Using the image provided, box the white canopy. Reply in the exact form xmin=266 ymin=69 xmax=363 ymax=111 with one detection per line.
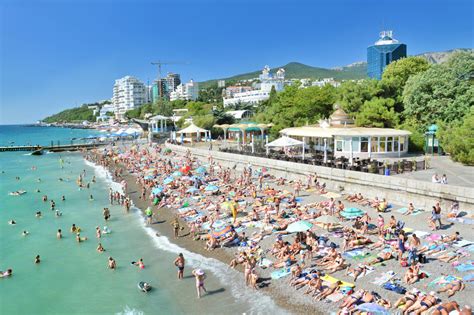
xmin=266 ymin=136 xmax=304 ymax=148
xmin=176 ymin=123 xmax=208 ymax=134
xmin=125 ymin=127 xmax=142 ymax=134
xmin=149 ymin=115 xmax=169 ymax=121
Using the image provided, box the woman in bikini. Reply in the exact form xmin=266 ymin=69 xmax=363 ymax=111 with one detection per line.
xmin=437 ymin=280 xmax=465 ymax=297
xmin=404 ymin=292 xmax=437 ymax=315
xmin=393 ymin=288 xmax=420 ymax=311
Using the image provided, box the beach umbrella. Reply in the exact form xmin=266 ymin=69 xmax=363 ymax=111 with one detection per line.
xmin=286 ymin=220 xmax=313 ymax=233
xmin=180 ymin=165 xmax=191 ymax=173
xmin=204 ymin=184 xmax=219 ymax=192
xmin=341 ymin=207 xmax=365 ymax=219
xmin=152 ymin=187 xmax=163 ymax=194
xmin=355 ymin=303 xmax=390 ymax=315
xmin=221 ymin=201 xmax=231 ymax=211
xmin=163 ymin=177 xmax=174 ymax=185
xmin=144 ymin=175 xmax=154 ymax=180
xmin=164 ymin=148 xmax=172 ymax=153
xmin=195 ymin=166 xmax=206 ymax=174
xmin=186 ymin=187 xmax=199 ymax=194
xmin=172 ymin=171 xmax=183 ymax=177
xmin=211 ymin=225 xmax=233 ymax=239
xmin=315 ymin=215 xmax=339 ymax=225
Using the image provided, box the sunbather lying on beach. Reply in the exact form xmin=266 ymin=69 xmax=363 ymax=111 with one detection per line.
xmin=314 ymin=280 xmax=341 ymax=301
xmin=345 ymin=264 xmax=369 ymax=282
xmin=404 ymin=292 xmax=438 ymax=315
xmin=393 ymin=288 xmax=421 ymax=311
xmin=403 ymin=264 xmax=420 ymax=284
xmin=437 ymin=280 xmax=465 ymax=297
xmin=367 ymin=251 xmax=393 ymax=265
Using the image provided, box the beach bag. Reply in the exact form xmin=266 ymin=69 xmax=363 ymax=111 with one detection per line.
xmin=418 ymin=254 xmax=427 ymax=264
xmin=400 ymin=258 xmax=408 ymax=267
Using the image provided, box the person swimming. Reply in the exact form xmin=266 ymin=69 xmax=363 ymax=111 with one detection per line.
xmin=61 ymin=195 xmax=66 ymax=201
xmin=76 ymin=233 xmax=87 ymax=243
xmin=89 ymin=194 xmax=94 ymax=201
xmin=36 ymin=211 xmax=42 ymax=218
xmin=0 ymin=269 xmax=13 ymax=278
xmin=34 ymin=255 xmax=41 ymax=264
xmin=108 ymin=257 xmax=116 ymax=269
xmin=55 ymin=210 xmax=62 ymax=217
xmin=71 ymin=224 xmax=77 ymax=233
xmin=22 ymin=230 xmax=29 ymax=236
xmin=8 ymin=220 xmax=16 ymax=225
xmin=57 ymin=229 xmax=62 ymax=239
xmin=97 ymin=243 xmax=105 ymax=253
xmin=133 ymin=258 xmax=145 ymax=269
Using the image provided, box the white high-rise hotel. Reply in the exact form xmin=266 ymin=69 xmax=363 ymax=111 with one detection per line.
xmin=170 ymin=80 xmax=199 ymax=101
xmin=112 ymin=76 xmax=146 ymax=119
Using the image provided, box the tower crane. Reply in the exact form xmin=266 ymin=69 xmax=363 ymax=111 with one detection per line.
xmin=150 ymin=60 xmax=189 ymax=80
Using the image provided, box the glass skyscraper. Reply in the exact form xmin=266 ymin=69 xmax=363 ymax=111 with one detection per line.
xmin=367 ymin=31 xmax=407 ymax=80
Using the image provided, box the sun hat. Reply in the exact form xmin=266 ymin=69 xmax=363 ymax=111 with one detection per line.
xmin=195 ymin=269 xmax=204 ymax=276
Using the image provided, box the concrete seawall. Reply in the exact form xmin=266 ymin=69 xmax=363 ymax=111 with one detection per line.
xmin=166 ymin=143 xmax=474 ymax=210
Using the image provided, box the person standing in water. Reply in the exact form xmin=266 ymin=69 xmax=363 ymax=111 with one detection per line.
xmin=103 ymin=208 xmax=110 ymax=221
xmin=192 ymin=269 xmax=207 ymax=298
xmin=34 ymin=255 xmax=41 ymax=264
xmin=108 ymin=257 xmax=116 ymax=270
xmin=57 ymin=229 xmax=62 ymax=239
xmin=174 ymin=253 xmax=185 ymax=280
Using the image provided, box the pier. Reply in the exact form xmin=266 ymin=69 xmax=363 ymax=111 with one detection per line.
xmin=0 ymin=143 xmax=104 ymax=153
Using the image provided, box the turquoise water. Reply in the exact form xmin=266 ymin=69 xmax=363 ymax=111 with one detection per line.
xmin=0 ymin=126 xmax=282 ymax=315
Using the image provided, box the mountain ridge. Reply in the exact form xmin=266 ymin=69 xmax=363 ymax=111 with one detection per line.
xmin=199 ymin=48 xmax=472 ymax=89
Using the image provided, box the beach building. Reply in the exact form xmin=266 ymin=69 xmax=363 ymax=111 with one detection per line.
xmin=223 ymin=66 xmax=285 ymax=107
xmin=170 ymin=80 xmax=199 ymax=101
xmin=96 ymin=104 xmax=116 ymax=122
xmin=312 ymin=78 xmax=341 ymax=88
xmin=112 ymin=76 xmax=146 ymax=120
xmin=279 ymin=104 xmax=411 ymax=159
xmin=367 ymin=30 xmax=407 ymax=80
xmin=224 ymin=86 xmax=253 ymax=98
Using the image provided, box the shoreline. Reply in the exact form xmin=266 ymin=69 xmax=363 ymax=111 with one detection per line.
xmin=93 ymin=151 xmax=320 ymax=314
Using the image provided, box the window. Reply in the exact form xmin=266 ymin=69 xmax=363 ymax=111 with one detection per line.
xmin=379 ymin=137 xmax=386 ymax=152
xmin=336 ymin=138 xmax=343 ymax=152
xmin=387 ymin=137 xmax=393 ymax=152
xmin=399 ymin=136 xmax=405 ymax=152
xmin=361 ymin=137 xmax=369 ymax=152
xmin=343 ymin=137 xmax=351 ymax=152
xmin=371 ymin=137 xmax=378 ymax=153
xmin=352 ymin=137 xmax=360 ymax=152
xmin=394 ymin=137 xmax=399 ymax=152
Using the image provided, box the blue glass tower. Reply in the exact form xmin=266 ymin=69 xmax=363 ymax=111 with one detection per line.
xmin=367 ymin=31 xmax=407 ymax=80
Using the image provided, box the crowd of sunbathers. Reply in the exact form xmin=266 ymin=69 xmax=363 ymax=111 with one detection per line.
xmin=85 ymin=143 xmax=472 ymax=315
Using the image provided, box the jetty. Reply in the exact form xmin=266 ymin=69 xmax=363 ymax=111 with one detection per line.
xmin=0 ymin=143 xmax=104 ymax=153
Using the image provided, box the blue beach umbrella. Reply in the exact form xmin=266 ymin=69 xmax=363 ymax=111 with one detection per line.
xmin=204 ymin=184 xmax=219 ymax=192
xmin=341 ymin=207 xmax=365 ymax=219
xmin=163 ymin=177 xmax=174 ymax=185
xmin=355 ymin=303 xmax=390 ymax=315
xmin=144 ymin=175 xmax=154 ymax=180
xmin=172 ymin=171 xmax=183 ymax=177
xmin=186 ymin=187 xmax=199 ymax=194
xmin=152 ymin=187 xmax=164 ymax=194
xmin=195 ymin=166 xmax=206 ymax=174
xmin=286 ymin=220 xmax=313 ymax=233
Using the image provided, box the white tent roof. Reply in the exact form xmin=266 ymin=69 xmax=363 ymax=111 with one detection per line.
xmin=280 ymin=126 xmax=411 ymax=138
xmin=149 ymin=115 xmax=169 ymax=121
xmin=176 ymin=123 xmax=208 ymax=134
xmin=266 ymin=136 xmax=304 ymax=147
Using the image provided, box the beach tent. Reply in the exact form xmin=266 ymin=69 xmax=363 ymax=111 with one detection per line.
xmin=204 ymin=184 xmax=219 ymax=192
xmin=266 ymin=136 xmax=303 ymax=147
xmin=286 ymin=220 xmax=313 ymax=233
xmin=176 ymin=123 xmax=210 ymax=142
xmin=340 ymin=207 xmax=365 ymax=219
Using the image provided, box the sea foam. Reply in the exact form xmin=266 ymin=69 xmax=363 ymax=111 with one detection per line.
xmin=84 ymin=158 xmax=287 ymax=315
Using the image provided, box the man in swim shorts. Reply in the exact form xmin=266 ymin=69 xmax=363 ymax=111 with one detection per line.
xmin=174 ymin=253 xmax=185 ymax=280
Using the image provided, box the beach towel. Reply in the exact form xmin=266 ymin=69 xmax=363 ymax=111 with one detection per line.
xmin=321 ymin=275 xmax=354 ymax=288
xmin=453 ymin=240 xmax=474 ymax=248
xmin=326 ymin=292 xmax=345 ymax=302
xmin=456 ymin=262 xmax=474 ymax=272
xmin=372 ymin=271 xmax=396 ymax=285
xmin=396 ymin=208 xmax=424 ymax=216
xmin=448 ymin=217 xmax=474 ymax=225
xmin=402 ymin=227 xmax=414 ymax=233
xmin=462 ymin=273 xmax=474 ymax=282
xmin=466 ymin=245 xmax=474 ymax=252
xmin=271 ymin=268 xmax=291 ymax=280
xmin=426 ymin=234 xmax=442 ymax=241
xmin=258 ymin=258 xmax=273 ymax=268
xmin=408 ymin=230 xmax=427 ymax=238
xmin=343 ymin=249 xmax=365 ymax=258
xmin=347 ymin=266 xmax=374 ymax=279
xmin=428 ymin=275 xmax=461 ymax=287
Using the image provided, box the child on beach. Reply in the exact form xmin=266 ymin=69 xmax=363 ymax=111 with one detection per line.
xmin=192 ymin=269 xmax=207 ymax=298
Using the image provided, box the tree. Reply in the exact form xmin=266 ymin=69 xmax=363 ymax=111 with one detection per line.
xmin=382 ymin=57 xmax=430 ymax=92
xmin=355 ymin=97 xmax=398 ymax=128
xmin=403 ymin=51 xmax=474 ymax=126
xmin=438 ymin=107 xmax=474 ymax=165
xmin=338 ymin=80 xmax=382 ymax=116
xmin=193 ymin=114 xmax=216 ymax=130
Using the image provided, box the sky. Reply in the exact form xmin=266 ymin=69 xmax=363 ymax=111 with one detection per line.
xmin=0 ymin=0 xmax=472 ymax=124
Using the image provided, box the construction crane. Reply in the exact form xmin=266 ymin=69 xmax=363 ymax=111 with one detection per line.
xmin=150 ymin=60 xmax=189 ymax=81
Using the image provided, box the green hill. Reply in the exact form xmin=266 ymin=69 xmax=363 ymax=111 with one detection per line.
xmin=199 ymin=62 xmax=367 ymax=89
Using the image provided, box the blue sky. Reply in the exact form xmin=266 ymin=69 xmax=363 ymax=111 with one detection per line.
xmin=0 ymin=0 xmax=472 ymax=124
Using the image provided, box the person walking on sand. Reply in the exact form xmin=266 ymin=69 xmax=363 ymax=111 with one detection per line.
xmin=172 ymin=217 xmax=180 ymax=238
xmin=174 ymin=253 xmax=185 ymax=280
xmin=192 ymin=269 xmax=207 ymax=298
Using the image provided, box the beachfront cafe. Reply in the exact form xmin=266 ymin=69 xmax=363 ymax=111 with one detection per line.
xmin=176 ymin=123 xmax=210 ymax=143
xmin=214 ymin=122 xmax=273 ymax=148
xmin=149 ymin=115 xmax=172 ymax=133
xmin=278 ymin=106 xmax=411 ymax=165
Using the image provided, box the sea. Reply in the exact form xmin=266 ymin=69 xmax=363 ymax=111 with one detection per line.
xmin=0 ymin=125 xmax=283 ymax=315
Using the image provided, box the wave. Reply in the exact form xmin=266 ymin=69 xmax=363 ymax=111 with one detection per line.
xmin=83 ymin=158 xmax=286 ymax=314
xmin=132 ymin=206 xmax=287 ymax=315
xmin=115 ymin=306 xmax=144 ymax=315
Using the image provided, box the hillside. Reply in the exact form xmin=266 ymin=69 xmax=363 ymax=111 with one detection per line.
xmin=199 ymin=48 xmax=472 ymax=89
